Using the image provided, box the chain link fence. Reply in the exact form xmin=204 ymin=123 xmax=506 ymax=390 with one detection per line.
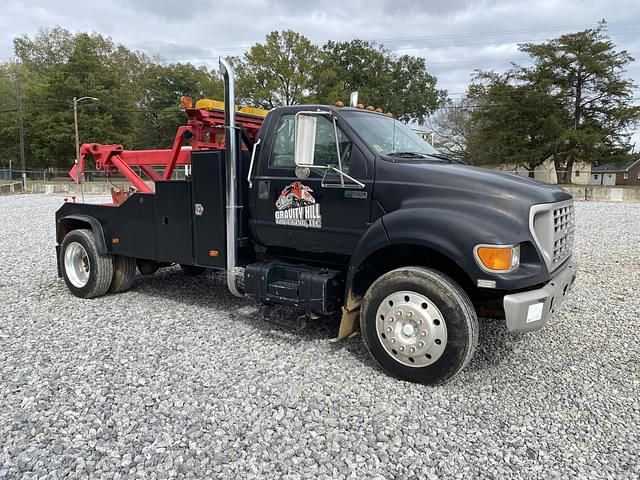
xmin=0 ymin=166 xmax=188 ymax=183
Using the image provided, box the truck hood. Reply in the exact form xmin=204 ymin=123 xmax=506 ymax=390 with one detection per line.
xmin=374 ymin=160 xmax=572 ymax=217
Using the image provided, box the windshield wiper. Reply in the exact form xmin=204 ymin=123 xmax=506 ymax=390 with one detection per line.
xmin=392 ymin=152 xmax=430 ymax=159
xmin=424 ymin=153 xmax=467 ymax=165
xmin=391 ymin=151 xmax=467 ymax=164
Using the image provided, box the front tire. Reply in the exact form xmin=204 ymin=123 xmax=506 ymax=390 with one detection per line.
xmin=360 ymin=267 xmax=478 ymax=385
xmin=60 ymin=229 xmax=114 ymax=299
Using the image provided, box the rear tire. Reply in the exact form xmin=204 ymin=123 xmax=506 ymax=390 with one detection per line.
xmin=360 ymin=266 xmax=478 ymax=385
xmin=110 ymin=256 xmax=137 ymax=293
xmin=60 ymin=229 xmax=114 ymax=299
xmin=180 ymin=264 xmax=207 ymax=276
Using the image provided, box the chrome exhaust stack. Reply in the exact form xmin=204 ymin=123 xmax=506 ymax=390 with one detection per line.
xmin=219 ymin=57 xmax=243 ymax=297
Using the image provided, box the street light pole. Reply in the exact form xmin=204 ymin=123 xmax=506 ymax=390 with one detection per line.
xmin=73 ymin=96 xmax=98 ymax=201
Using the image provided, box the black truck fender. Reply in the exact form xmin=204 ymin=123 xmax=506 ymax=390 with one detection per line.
xmin=57 ymin=214 xmax=109 ymax=254
xmin=337 ymin=205 xmax=535 ymax=339
xmin=380 ymin=205 xmax=537 ymax=284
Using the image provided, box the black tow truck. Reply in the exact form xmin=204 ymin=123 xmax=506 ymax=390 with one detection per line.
xmin=55 ymin=59 xmax=577 ymax=384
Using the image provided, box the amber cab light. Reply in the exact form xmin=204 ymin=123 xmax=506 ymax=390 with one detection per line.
xmin=474 ymin=245 xmax=520 ymax=272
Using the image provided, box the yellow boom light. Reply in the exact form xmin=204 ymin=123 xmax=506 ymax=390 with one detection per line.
xmin=474 ymin=245 xmax=520 ymax=272
xmin=194 ymin=98 xmax=269 ymax=118
xmin=195 ymin=98 xmax=225 ymax=110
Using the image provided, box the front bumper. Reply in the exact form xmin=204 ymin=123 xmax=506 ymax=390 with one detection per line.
xmin=503 ymin=260 xmax=577 ymax=333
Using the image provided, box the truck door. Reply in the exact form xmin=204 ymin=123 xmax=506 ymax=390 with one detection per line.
xmin=251 ymin=112 xmax=373 ymax=257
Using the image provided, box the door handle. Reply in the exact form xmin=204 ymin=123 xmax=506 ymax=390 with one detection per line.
xmin=258 ymin=180 xmax=270 ymax=200
xmin=194 ymin=203 xmax=204 ymax=216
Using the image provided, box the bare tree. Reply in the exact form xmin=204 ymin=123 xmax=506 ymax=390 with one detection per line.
xmin=427 ymin=98 xmax=473 ymax=163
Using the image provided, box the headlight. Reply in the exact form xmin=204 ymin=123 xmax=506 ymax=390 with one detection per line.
xmin=474 ymin=244 xmax=520 ymax=273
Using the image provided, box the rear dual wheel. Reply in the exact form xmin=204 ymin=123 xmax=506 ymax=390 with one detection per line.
xmin=60 ymin=229 xmax=136 ymax=298
xmin=360 ymin=266 xmax=478 ymax=385
xmin=110 ymin=255 xmax=137 ymax=293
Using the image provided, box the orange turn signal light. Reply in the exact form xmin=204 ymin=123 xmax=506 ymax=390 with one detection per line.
xmin=180 ymin=96 xmax=193 ymax=108
xmin=209 ymin=250 xmax=219 ymax=257
xmin=475 ymin=245 xmax=519 ymax=272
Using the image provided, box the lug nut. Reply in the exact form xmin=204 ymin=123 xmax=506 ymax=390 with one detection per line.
xmin=418 ymin=341 xmax=425 ymax=347
xmin=421 ymin=331 xmax=427 ymax=337
xmin=399 ymin=346 xmax=405 ymax=352
xmin=410 ymin=346 xmax=416 ymax=353
xmin=390 ymin=338 xmax=396 ymax=344
xmin=387 ymin=326 xmax=392 ymax=332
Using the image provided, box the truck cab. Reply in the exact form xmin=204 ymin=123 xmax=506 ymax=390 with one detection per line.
xmin=55 ymin=60 xmax=577 ymax=384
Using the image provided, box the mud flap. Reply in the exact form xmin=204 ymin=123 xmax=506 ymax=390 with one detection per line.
xmin=334 ymin=290 xmax=361 ymax=341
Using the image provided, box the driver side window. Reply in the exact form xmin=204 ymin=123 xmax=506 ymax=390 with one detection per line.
xmin=269 ymin=114 xmax=352 ymax=173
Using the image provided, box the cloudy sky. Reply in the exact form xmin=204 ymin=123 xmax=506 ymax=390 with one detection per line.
xmin=1 ymin=0 xmax=639 ymax=126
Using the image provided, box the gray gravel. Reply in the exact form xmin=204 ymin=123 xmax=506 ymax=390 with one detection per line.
xmin=0 ymin=194 xmax=639 ymax=479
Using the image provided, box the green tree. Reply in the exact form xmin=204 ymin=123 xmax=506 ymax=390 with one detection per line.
xmin=467 ymin=73 xmax=569 ymax=174
xmin=520 ymin=21 xmax=640 ymax=181
xmin=313 ymin=39 xmax=390 ymax=105
xmin=9 ymin=29 xmax=154 ymax=168
xmin=314 ymin=40 xmax=446 ymax=123
xmin=234 ymin=30 xmax=321 ymax=108
xmin=0 ymin=63 xmax=19 ymax=169
xmin=19 ymin=32 xmax=147 ymax=167
xmin=137 ymin=63 xmax=223 ymax=148
xmin=13 ymin=27 xmax=75 ymax=76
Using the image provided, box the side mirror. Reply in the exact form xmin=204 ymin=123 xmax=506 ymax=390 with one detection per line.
xmin=294 ymin=114 xmax=317 ymax=166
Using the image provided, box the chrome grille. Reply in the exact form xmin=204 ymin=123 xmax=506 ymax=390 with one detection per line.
xmin=530 ymin=200 xmax=575 ymax=272
xmin=552 ymin=204 xmax=574 ymax=267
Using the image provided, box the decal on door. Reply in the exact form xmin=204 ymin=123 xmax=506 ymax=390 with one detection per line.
xmin=275 ymin=181 xmax=322 ymax=229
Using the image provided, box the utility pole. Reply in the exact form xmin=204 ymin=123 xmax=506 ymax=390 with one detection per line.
xmin=14 ymin=60 xmax=27 ymax=191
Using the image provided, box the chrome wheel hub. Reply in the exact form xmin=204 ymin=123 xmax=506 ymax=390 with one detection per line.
xmin=64 ymin=242 xmax=90 ymax=288
xmin=375 ymin=290 xmax=448 ymax=367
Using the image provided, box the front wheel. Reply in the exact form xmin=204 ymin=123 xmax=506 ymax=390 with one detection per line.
xmin=360 ymin=267 xmax=478 ymax=385
xmin=60 ymin=229 xmax=114 ymax=299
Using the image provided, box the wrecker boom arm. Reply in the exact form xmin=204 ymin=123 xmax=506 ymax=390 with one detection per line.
xmin=70 ymin=103 xmax=266 ymax=200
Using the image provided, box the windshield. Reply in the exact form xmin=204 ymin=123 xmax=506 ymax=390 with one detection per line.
xmin=341 ymin=111 xmax=440 ymax=158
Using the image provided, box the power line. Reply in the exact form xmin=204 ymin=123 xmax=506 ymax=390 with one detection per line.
xmin=428 ymin=52 xmax=640 ymax=66
xmin=367 ymin=22 xmax=640 ymax=44
xmin=3 ymin=23 xmax=639 ymax=68
xmin=3 ymin=20 xmax=640 ymax=68
xmin=152 ymin=26 xmax=640 ymax=62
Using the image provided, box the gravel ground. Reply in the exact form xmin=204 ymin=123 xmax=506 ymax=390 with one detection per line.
xmin=0 ymin=194 xmax=638 ymax=479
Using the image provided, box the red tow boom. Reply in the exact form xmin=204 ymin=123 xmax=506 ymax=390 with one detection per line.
xmin=70 ymin=105 xmax=264 ymax=202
